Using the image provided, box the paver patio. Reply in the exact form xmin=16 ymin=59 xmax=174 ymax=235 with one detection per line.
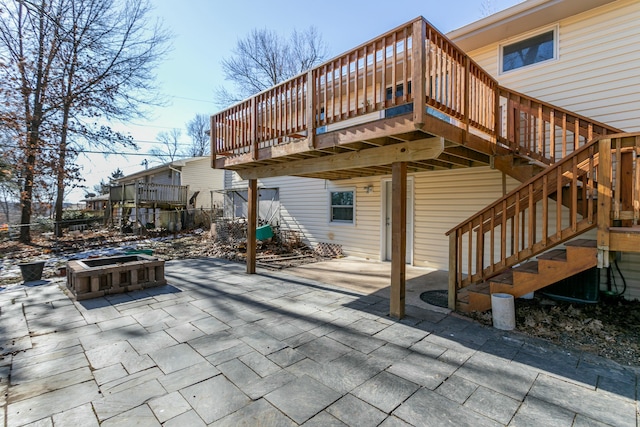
xmin=0 ymin=257 xmax=637 ymax=426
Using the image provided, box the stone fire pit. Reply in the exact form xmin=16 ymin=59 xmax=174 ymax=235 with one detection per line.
xmin=66 ymin=254 xmax=166 ymax=300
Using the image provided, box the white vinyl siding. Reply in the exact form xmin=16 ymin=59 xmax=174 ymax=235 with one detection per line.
xmin=463 ymin=0 xmax=640 ymax=300
xmin=258 ymin=176 xmax=382 ymax=260
xmin=467 ymin=0 xmax=640 ymax=132
xmin=179 ymin=157 xmax=225 ymax=209
xmin=255 ymin=168 xmax=519 ymax=266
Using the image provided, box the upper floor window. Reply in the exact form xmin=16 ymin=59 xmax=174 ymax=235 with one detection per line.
xmin=330 ymin=191 xmax=354 ymax=223
xmin=501 ymin=29 xmax=556 ymax=73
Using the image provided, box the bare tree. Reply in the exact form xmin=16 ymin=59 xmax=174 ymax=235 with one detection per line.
xmin=186 ymin=113 xmax=210 ymax=157
xmin=216 ymin=26 xmax=326 ymax=107
xmin=0 ymin=0 xmax=170 ymax=241
xmin=50 ymin=0 xmax=169 ymax=237
xmin=150 ymin=128 xmax=182 ymax=163
xmin=480 ymin=0 xmax=496 ymax=17
xmin=0 ymin=0 xmax=66 ymax=242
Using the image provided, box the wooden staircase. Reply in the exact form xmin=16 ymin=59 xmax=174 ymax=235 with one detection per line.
xmin=458 ymin=239 xmax=597 ymax=312
xmin=447 ymin=134 xmax=640 ymax=312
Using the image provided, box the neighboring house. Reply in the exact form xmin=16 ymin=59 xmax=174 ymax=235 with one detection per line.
xmin=212 ymin=0 xmax=640 ymax=316
xmin=83 ymin=193 xmax=109 ymax=213
xmin=112 ymin=157 xmax=225 ymax=230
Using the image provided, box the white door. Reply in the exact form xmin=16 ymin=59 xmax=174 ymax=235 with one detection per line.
xmin=384 ymin=179 xmax=413 ymax=263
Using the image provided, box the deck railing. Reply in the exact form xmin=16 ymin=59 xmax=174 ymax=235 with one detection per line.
xmin=110 ymin=183 xmax=188 ymax=206
xmin=495 ymin=88 xmax=621 ymax=165
xmin=211 ymin=16 xmax=622 ymax=171
xmin=212 ymin=17 xmax=499 ymax=159
xmin=446 ymin=133 xmax=640 ymax=303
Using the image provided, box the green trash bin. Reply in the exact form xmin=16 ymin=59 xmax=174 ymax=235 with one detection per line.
xmin=255 ymin=225 xmax=274 ymax=241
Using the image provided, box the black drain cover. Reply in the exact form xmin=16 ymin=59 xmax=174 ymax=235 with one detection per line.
xmin=419 ymin=290 xmax=448 ymax=308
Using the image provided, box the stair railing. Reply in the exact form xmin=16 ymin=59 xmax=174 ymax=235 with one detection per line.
xmin=495 ymin=87 xmax=621 ymax=167
xmin=446 ymin=133 xmax=639 ymax=308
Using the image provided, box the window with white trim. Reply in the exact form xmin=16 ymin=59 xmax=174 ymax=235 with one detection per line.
xmin=501 ymin=29 xmax=556 ymax=73
xmin=330 ymin=191 xmax=354 ymax=223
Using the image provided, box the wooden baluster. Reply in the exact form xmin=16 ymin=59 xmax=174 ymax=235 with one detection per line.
xmin=403 ymin=27 xmax=409 ymax=105
xmin=382 ymin=37 xmax=387 ymax=108
xmin=477 ymin=215 xmax=484 ymax=279
xmin=391 ymin=32 xmax=397 ymax=106
xmin=597 ymin=138 xmax=612 ymax=267
xmin=538 ymin=103 xmax=544 ymax=157
xmin=528 ymin=183 xmax=535 ymax=251
xmin=346 ymin=53 xmax=352 ymax=117
xmin=635 ymin=137 xmax=640 ymax=224
xmin=556 ymin=166 xmax=562 ymax=240
xmin=448 ymin=231 xmax=457 ymax=310
xmin=464 ymin=57 xmax=470 ymax=136
xmin=550 ymin=109 xmax=555 ymax=163
xmin=514 ymin=191 xmax=520 ymax=258
xmin=542 ymin=173 xmax=548 ymax=246
xmin=501 ymin=199 xmax=507 ymax=265
xmin=562 ymin=113 xmax=567 ymax=158
xmin=574 ymin=117 xmax=580 ymax=151
xmin=363 ymin=45 xmax=368 ymax=113
xmin=571 ymin=156 xmax=578 ymax=232
xmin=588 ymin=146 xmax=595 ymax=224
xmin=457 ymin=231 xmax=463 ymax=285
xmin=331 ymin=61 xmax=337 ymax=121
xmin=322 ymin=65 xmax=328 ymax=124
xmin=467 ymin=222 xmax=473 ymax=281
xmin=614 ymin=137 xmax=622 ymax=222
xmin=347 ymin=50 xmax=360 ymax=117
xmin=489 ymin=208 xmax=495 ymax=274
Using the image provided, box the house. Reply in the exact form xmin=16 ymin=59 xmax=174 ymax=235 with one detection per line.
xmin=212 ymin=0 xmax=640 ymax=317
xmin=111 ymin=157 xmax=225 ymax=230
xmin=83 ymin=193 xmax=109 ymax=213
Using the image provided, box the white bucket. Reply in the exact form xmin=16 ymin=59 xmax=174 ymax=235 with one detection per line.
xmin=520 ymin=292 xmax=534 ymax=300
xmin=491 ymin=293 xmax=515 ymax=330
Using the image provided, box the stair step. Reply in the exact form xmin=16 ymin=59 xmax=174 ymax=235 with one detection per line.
xmin=513 ymin=261 xmax=538 ymax=274
xmin=489 ymin=270 xmax=513 ymax=285
xmin=565 ymin=239 xmax=597 ymax=248
xmin=537 ymin=249 xmax=567 ymax=261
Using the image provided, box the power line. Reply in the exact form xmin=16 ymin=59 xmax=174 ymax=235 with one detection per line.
xmin=168 ymin=95 xmax=216 ymax=104
xmin=0 ymin=143 xmax=197 ymax=158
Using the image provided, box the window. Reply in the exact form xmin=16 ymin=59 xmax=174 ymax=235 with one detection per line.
xmin=502 ymin=29 xmax=555 ymax=73
xmin=330 ymin=191 xmax=354 ymax=223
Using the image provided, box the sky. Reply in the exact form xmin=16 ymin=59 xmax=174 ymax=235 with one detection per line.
xmin=71 ymin=0 xmax=523 ymax=202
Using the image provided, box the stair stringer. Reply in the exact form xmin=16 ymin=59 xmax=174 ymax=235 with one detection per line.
xmin=461 ymin=240 xmax=598 ymax=312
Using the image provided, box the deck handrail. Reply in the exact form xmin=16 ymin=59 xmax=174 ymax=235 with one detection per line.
xmin=110 ymin=183 xmax=188 ymax=205
xmin=211 ymin=16 xmax=624 ymax=174
xmin=495 ymin=86 xmax=623 ymax=165
xmin=211 ymin=17 xmax=499 ymax=159
xmin=446 ymin=132 xmax=640 ymax=304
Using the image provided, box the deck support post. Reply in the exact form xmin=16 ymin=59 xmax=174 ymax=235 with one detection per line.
xmin=247 ymin=179 xmax=258 ymax=274
xmin=390 ymin=162 xmax=407 ymax=319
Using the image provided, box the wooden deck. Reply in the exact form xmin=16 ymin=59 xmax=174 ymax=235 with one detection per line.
xmin=212 ymin=17 xmax=618 ymax=183
xmin=109 ymin=183 xmax=189 ymax=207
xmin=210 ymin=16 xmax=639 ymax=316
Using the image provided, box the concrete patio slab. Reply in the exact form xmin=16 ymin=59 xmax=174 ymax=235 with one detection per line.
xmin=0 ymin=257 xmax=635 ymax=426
